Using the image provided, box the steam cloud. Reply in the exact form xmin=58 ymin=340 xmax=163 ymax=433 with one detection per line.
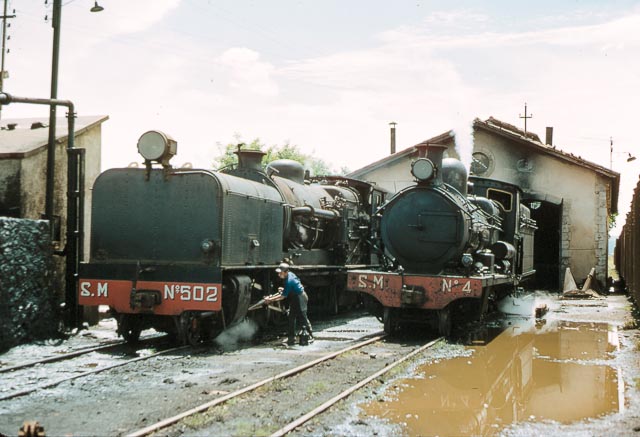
xmin=452 ymin=119 xmax=474 ymax=171
xmin=214 ymin=319 xmax=259 ymax=349
xmin=498 ymin=290 xmax=554 ymax=317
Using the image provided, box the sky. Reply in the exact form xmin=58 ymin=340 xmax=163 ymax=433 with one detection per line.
xmin=1 ymin=0 xmax=640 ymax=235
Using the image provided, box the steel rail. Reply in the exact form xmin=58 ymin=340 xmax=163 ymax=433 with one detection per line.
xmin=127 ymin=332 xmax=387 ymax=437
xmin=0 ymin=334 xmax=165 ymax=374
xmin=270 ymin=336 xmax=444 ymax=437
xmin=0 ymin=345 xmax=188 ymax=402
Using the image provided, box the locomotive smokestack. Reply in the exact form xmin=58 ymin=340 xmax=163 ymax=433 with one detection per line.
xmin=234 ymin=145 xmax=266 ymax=171
xmin=390 ymin=121 xmax=397 ymax=155
xmin=545 ymin=127 xmax=553 ymax=146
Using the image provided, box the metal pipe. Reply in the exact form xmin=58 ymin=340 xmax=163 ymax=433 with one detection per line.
xmin=0 ymin=0 xmax=15 ymax=120
xmin=291 ymin=205 xmax=340 ymax=220
xmin=46 ymin=0 xmax=62 ymax=226
xmin=0 ymin=92 xmax=82 ymax=328
xmin=389 ymin=121 xmax=397 ymax=154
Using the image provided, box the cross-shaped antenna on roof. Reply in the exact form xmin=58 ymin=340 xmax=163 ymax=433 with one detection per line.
xmin=0 ymin=0 xmax=17 ymax=121
xmin=519 ymin=103 xmax=533 ymax=134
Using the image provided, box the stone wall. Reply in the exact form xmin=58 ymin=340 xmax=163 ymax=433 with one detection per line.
xmin=595 ymin=179 xmax=609 ymax=286
xmin=0 ymin=217 xmax=60 ymax=352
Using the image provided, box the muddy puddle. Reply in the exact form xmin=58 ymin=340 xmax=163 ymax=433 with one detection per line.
xmin=363 ymin=320 xmax=623 ymax=436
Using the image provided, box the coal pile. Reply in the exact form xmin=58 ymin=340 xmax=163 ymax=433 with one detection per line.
xmin=0 ymin=217 xmax=60 ymax=352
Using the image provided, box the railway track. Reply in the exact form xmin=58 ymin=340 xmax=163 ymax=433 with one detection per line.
xmin=0 ymin=341 xmax=186 ymax=402
xmin=127 ymin=334 xmax=444 ymax=436
xmin=0 ymin=334 xmax=165 ymax=374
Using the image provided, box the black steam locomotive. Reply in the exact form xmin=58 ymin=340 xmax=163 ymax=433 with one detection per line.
xmin=347 ymin=144 xmax=537 ymax=336
xmin=78 ymin=131 xmax=387 ymax=344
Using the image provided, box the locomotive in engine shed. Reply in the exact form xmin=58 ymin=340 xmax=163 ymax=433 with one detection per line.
xmin=347 ymin=144 xmax=537 ymax=336
xmin=78 ymin=131 xmax=387 ymax=344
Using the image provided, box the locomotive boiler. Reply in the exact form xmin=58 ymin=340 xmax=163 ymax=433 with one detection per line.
xmin=347 ymin=144 xmax=536 ymax=336
xmin=78 ymin=131 xmax=386 ymax=344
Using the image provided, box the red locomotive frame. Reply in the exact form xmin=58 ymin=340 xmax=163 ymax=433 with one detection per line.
xmin=347 ymin=270 xmax=513 ymax=310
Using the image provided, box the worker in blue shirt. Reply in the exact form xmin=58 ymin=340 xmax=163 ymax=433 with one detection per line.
xmin=266 ymin=262 xmax=313 ymax=345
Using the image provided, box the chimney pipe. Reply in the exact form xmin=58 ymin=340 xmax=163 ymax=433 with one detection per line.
xmin=545 ymin=127 xmax=553 ymax=146
xmin=389 ymin=121 xmax=397 ymax=154
xmin=234 ymin=145 xmax=266 ymax=170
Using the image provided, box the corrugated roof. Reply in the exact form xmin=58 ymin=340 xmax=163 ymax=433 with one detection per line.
xmin=0 ymin=115 xmax=108 ymax=159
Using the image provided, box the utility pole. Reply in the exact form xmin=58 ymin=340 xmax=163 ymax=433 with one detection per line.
xmin=45 ymin=0 xmax=62 ymax=226
xmin=610 ymin=137 xmax=613 ymax=170
xmin=519 ymin=102 xmax=533 ymax=134
xmin=0 ymin=0 xmax=16 ymax=120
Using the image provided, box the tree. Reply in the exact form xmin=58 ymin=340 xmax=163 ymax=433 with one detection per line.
xmin=212 ymin=136 xmax=347 ymax=176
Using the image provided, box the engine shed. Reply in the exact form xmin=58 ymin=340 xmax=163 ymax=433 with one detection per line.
xmin=0 ymin=116 xmax=107 ymax=321
xmin=348 ymin=117 xmax=619 ymax=292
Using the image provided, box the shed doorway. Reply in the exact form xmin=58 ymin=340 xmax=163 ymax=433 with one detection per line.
xmin=525 ymin=200 xmax=562 ymax=291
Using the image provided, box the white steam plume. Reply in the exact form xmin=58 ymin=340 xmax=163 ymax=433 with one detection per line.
xmin=214 ymin=319 xmax=259 ymax=349
xmin=452 ymin=119 xmax=474 ymax=171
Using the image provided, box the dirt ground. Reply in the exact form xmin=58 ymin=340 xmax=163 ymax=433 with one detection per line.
xmin=1 ymin=293 xmax=638 ymax=436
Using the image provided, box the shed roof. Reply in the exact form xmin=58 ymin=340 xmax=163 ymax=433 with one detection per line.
xmin=348 ymin=116 xmax=620 ymax=213
xmin=0 ymin=115 xmax=108 ymax=159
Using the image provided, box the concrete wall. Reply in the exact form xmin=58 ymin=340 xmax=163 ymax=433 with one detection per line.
xmin=473 ymin=129 xmax=608 ymax=285
xmin=1 ymin=124 xmax=102 ymax=325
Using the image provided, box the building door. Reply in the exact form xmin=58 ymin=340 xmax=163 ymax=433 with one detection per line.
xmin=525 ymin=200 xmax=562 ymax=291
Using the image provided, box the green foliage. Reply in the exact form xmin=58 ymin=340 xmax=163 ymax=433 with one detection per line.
xmin=608 ymin=212 xmax=618 ymax=231
xmin=212 ymin=135 xmax=348 ymax=176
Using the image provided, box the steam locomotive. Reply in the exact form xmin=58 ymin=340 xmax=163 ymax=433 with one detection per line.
xmin=78 ymin=131 xmax=387 ymax=344
xmin=347 ymin=144 xmax=537 ymax=336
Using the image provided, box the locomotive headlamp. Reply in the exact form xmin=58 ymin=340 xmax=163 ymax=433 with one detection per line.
xmin=411 ymin=158 xmax=435 ymax=182
xmin=137 ymin=130 xmax=177 ymax=166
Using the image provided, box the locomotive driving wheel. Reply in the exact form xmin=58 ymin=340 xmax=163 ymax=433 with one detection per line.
xmin=382 ymin=307 xmax=400 ymax=335
xmin=179 ymin=312 xmax=202 ymax=346
xmin=437 ymin=308 xmax=452 ymax=337
xmin=118 ymin=315 xmax=142 ymax=344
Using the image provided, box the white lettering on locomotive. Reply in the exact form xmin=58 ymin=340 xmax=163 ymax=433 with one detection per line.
xmin=442 ymin=279 xmax=452 ymax=293
xmin=205 ymin=286 xmax=218 ymax=302
xmin=164 ymin=285 xmax=175 ymax=300
xmin=80 ymin=281 xmax=108 ymax=297
xmin=358 ymin=274 xmax=367 ymax=289
xmin=80 ymin=281 xmax=91 ymax=297
xmin=357 ymin=274 xmax=384 ymax=290
xmin=180 ymin=285 xmax=191 ymax=301
xmin=97 ymin=283 xmax=108 ymax=297
xmin=441 ymin=279 xmax=471 ymax=293
xmin=373 ymin=275 xmax=384 ymax=290
xmin=163 ymin=284 xmax=218 ymax=302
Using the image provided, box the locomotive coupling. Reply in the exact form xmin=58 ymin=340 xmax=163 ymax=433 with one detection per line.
xmin=400 ymin=285 xmax=426 ymax=306
xmin=129 ymin=289 xmax=162 ymax=310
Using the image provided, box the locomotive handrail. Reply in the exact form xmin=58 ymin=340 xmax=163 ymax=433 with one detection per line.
xmin=224 ymin=189 xmax=285 ymax=204
xmin=291 ymin=205 xmax=340 ymax=220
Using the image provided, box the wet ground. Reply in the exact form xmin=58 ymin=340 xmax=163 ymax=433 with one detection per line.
xmin=362 ymin=321 xmax=622 ymax=436
xmin=0 ymin=292 xmax=638 ymax=436
xmin=311 ymin=292 xmax=640 ymax=437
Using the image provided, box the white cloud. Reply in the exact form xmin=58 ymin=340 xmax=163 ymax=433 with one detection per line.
xmin=217 ymin=47 xmax=279 ymax=96
xmin=3 ymin=3 xmax=639 ymax=232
